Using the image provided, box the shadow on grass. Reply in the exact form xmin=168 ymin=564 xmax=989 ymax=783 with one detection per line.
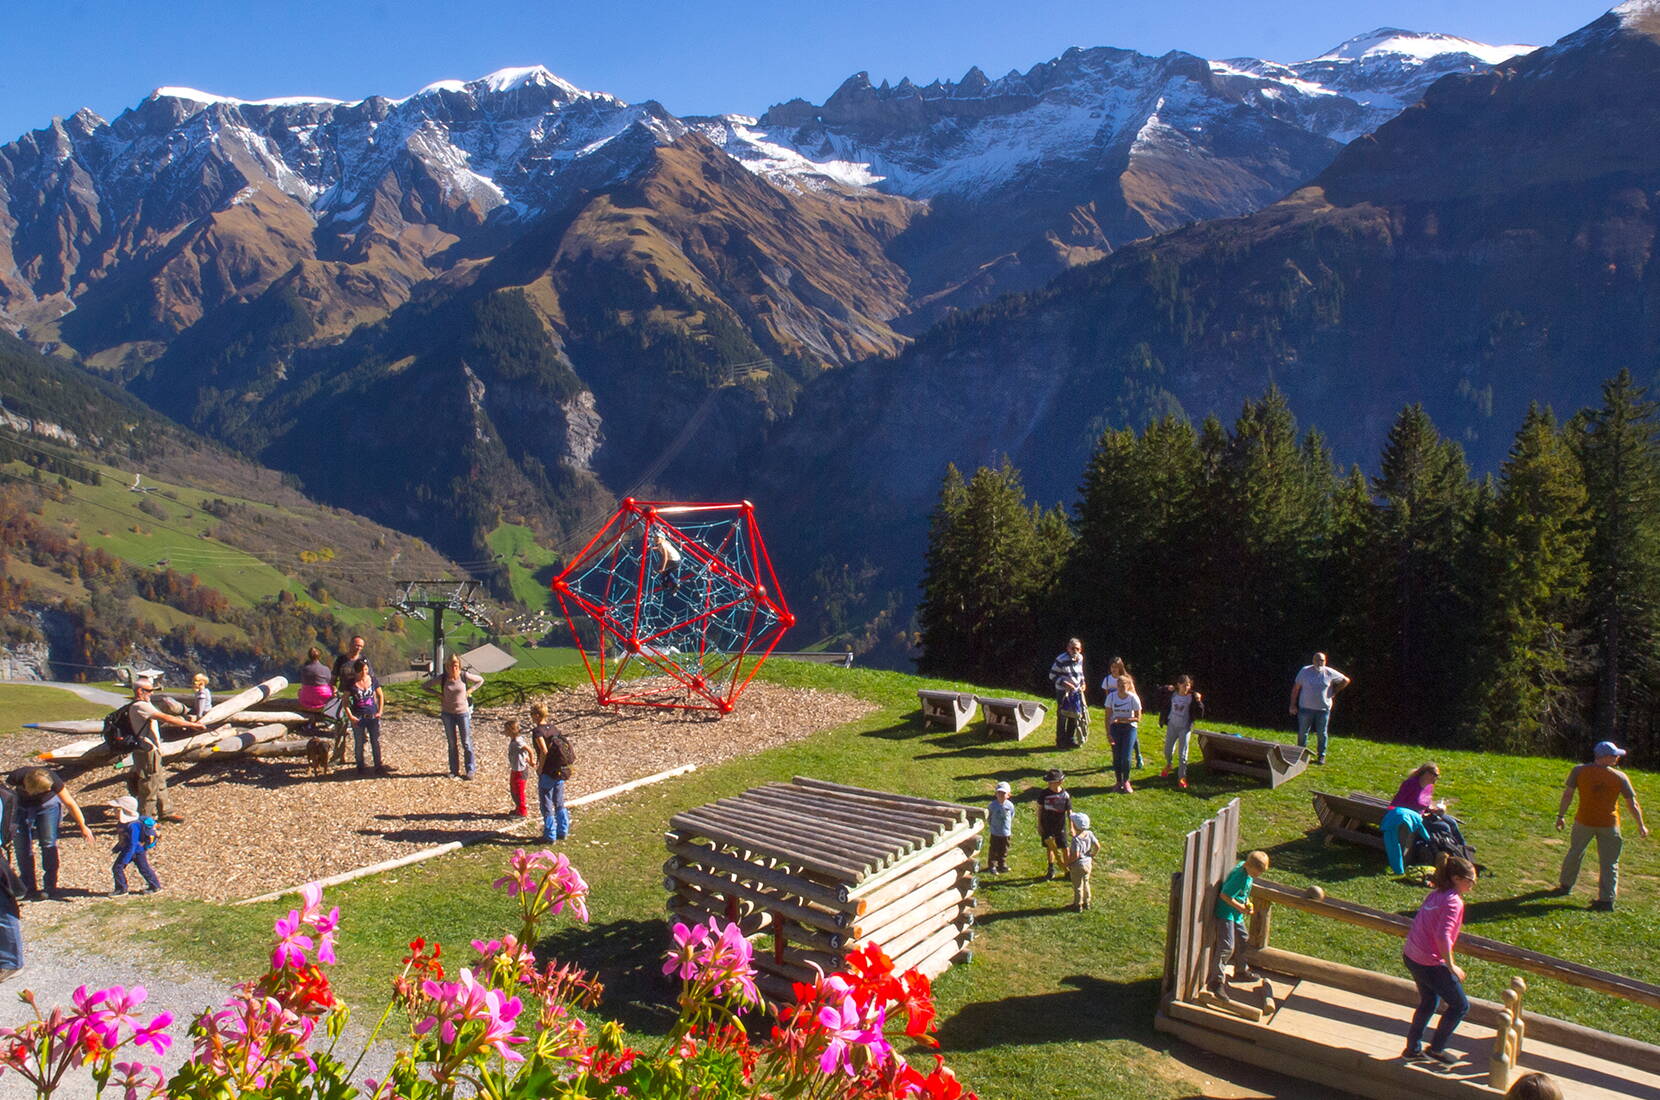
xmin=862 ymin=712 xmax=931 ymax=741
xmin=1463 ymin=888 xmax=1582 ymax=921
xmin=938 ymin=974 xmax=1159 ymax=1049
xmin=1263 ymin=831 xmax=1382 ymax=883
xmin=537 ymin=916 xmax=678 ymax=1034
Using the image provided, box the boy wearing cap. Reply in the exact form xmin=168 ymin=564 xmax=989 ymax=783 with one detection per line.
xmin=985 ymin=782 xmax=1014 ymax=874
xmin=1555 ymin=741 xmax=1649 ymax=911
xmin=109 ymin=795 xmax=161 ymax=896
xmin=1066 ymin=811 xmax=1099 ymax=911
xmin=1037 ymin=769 xmax=1073 ymax=880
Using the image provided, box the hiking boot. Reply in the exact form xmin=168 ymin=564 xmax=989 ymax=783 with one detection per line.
xmin=23 ymin=891 xmax=44 ymax=903
xmin=1425 ymin=1048 xmax=1460 ymax=1066
xmin=1044 ymin=865 xmax=1057 ymax=881
xmin=1315 ymin=755 xmax=1327 ymax=766
xmin=1590 ymin=898 xmax=1615 ymax=912
xmin=1206 ymin=985 xmax=1232 ymax=1005
xmin=1547 ymin=883 xmax=1572 ymax=897
xmin=161 ymin=812 xmax=185 ymax=824
xmin=1233 ymin=967 xmax=1263 ymax=984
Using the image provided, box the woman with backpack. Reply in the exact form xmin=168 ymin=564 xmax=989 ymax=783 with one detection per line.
xmin=344 ymin=659 xmax=386 ymax=774
xmin=530 ymin=702 xmax=574 ymax=841
xmin=423 ymin=655 xmax=483 ymax=780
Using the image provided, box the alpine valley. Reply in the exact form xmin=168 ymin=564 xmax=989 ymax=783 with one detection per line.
xmin=5 ymin=7 xmax=1657 ymax=658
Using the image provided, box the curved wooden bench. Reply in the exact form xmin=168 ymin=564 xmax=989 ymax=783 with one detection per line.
xmin=1195 ymin=729 xmax=1309 ymax=788
xmin=976 ymin=696 xmax=1046 ymax=741
xmin=917 ymin=690 xmax=978 ymax=732
xmin=1311 ymin=790 xmax=1392 ymax=849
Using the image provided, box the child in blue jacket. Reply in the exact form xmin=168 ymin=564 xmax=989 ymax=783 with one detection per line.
xmin=110 ymin=795 xmax=161 ymax=895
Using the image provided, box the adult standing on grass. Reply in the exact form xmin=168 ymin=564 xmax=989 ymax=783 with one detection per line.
xmin=1554 ymin=741 xmax=1648 ymax=911
xmin=1049 ymin=638 xmax=1087 ymax=749
xmin=1106 ymin=675 xmax=1142 ymax=794
xmin=343 ymin=659 xmax=386 ymax=775
xmin=126 ymin=675 xmax=203 ymax=824
xmin=297 ymin=646 xmax=335 ymax=710
xmin=530 ymin=703 xmax=574 ymax=841
xmin=2 ymin=766 xmax=95 ymax=901
xmin=1400 ymin=856 xmax=1477 ymax=1065
xmin=1288 ymin=652 xmax=1351 ymax=765
xmin=424 ymin=654 xmax=484 ymax=780
xmin=1100 ymin=657 xmax=1140 ymax=766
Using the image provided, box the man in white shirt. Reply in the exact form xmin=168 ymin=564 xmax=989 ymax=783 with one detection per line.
xmin=1288 ymin=652 xmax=1351 ymax=766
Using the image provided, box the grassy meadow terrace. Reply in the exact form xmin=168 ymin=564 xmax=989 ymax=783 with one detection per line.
xmin=23 ymin=662 xmax=1659 ymax=1099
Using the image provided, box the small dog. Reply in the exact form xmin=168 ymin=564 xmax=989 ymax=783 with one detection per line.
xmin=305 ymin=737 xmax=332 ymax=776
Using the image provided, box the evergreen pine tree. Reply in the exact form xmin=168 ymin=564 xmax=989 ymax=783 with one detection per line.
xmin=1471 ymin=406 xmax=1589 ymax=752
xmin=917 ymin=465 xmax=970 ymax=676
xmin=1369 ymin=404 xmax=1478 ymax=740
xmin=1574 ymin=370 xmax=1660 ymax=753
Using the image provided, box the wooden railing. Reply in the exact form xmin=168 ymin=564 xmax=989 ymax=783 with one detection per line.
xmin=1250 ymin=879 xmax=1660 ymax=1011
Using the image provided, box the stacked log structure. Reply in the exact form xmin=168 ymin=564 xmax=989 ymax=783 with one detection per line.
xmin=665 ymin=777 xmax=984 ymax=1000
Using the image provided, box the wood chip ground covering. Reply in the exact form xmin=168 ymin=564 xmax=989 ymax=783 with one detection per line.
xmin=8 ymin=683 xmax=875 ymax=903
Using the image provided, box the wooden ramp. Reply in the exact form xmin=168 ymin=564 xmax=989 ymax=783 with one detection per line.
xmin=1311 ymin=789 xmax=1392 ymax=849
xmin=1157 ymin=802 xmax=1660 ymax=1100
xmin=1161 ymin=974 xmax=1660 ymax=1099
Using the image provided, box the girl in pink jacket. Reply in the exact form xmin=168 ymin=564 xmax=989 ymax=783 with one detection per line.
xmin=1401 ymin=855 xmax=1477 ymax=1064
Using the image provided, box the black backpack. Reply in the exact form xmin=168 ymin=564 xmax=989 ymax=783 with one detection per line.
xmin=101 ymin=704 xmax=145 ymax=755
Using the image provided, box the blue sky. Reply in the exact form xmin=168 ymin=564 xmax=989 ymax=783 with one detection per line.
xmin=0 ymin=0 xmax=1613 ymax=141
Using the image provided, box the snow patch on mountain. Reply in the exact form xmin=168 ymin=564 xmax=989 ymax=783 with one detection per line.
xmin=1313 ymin=28 xmax=1534 ymax=66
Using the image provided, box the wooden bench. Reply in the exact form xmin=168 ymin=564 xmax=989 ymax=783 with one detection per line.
xmin=917 ymin=690 xmax=978 ymax=732
xmin=976 ymin=696 xmax=1046 ymax=741
xmin=1195 ymin=729 xmax=1309 ymax=788
xmin=1311 ymin=790 xmax=1392 ymax=850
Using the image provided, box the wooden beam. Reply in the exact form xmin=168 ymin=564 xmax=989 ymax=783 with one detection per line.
xmin=1253 ymin=879 xmax=1660 ymax=1010
xmin=666 ymin=841 xmax=861 ymax=912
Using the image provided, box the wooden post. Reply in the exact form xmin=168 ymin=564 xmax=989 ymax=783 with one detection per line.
xmin=1489 ymin=977 xmax=1527 ymax=1091
xmin=1248 ymin=897 xmax=1272 ymax=951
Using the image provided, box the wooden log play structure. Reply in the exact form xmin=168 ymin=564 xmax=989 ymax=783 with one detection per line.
xmin=32 ymin=677 xmax=297 ymax=768
xmin=916 ymin=690 xmax=978 ymax=732
xmin=665 ymin=777 xmax=983 ymax=1001
xmin=1194 ymin=729 xmax=1309 ymax=788
xmin=975 ymin=696 xmax=1045 ymax=740
xmin=1156 ymin=802 xmax=1660 ymax=1098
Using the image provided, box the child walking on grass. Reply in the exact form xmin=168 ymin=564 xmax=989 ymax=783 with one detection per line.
xmin=985 ymin=782 xmax=1013 ymax=874
xmin=1066 ymin=812 xmax=1099 ymax=911
xmin=1037 ymin=769 xmax=1072 ymax=880
xmin=504 ymin=719 xmax=531 ymax=817
xmin=1207 ymin=850 xmax=1269 ymax=1003
xmin=110 ymin=795 xmax=160 ymax=896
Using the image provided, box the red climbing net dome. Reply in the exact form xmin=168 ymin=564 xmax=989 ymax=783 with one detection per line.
xmin=551 ymin=499 xmax=793 ymax=712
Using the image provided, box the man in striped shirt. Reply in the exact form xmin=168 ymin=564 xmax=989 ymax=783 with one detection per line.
xmin=1050 ymin=638 xmax=1087 ymax=749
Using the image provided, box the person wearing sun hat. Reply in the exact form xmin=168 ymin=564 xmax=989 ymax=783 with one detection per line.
xmin=1554 ymin=740 xmax=1649 ymax=911
xmin=1065 ymin=811 xmax=1100 ymax=911
xmin=109 ymin=795 xmax=161 ymax=896
xmin=984 ymin=782 xmax=1014 ymax=874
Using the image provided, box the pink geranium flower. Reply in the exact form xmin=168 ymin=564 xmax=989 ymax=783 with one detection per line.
xmin=662 ymin=921 xmax=708 ymax=981
xmin=271 ymin=911 xmax=314 ymax=970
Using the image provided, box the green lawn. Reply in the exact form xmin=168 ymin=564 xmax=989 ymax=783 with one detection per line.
xmin=84 ymin=662 xmax=1660 ymax=1097
xmin=486 ymin=522 xmax=561 ymax=610
xmin=0 ymin=684 xmax=110 ymax=731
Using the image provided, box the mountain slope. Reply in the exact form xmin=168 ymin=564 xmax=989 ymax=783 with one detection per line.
xmin=755 ymin=1 xmax=1660 ymax=654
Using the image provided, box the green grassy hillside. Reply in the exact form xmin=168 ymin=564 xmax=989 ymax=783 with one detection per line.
xmin=114 ymin=660 xmax=1659 ymax=1099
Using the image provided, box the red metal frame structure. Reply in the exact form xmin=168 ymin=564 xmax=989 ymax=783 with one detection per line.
xmin=551 ymin=499 xmax=794 ymax=713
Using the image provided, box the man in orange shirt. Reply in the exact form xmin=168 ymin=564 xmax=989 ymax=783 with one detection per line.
xmin=1554 ymin=741 xmax=1649 ymax=911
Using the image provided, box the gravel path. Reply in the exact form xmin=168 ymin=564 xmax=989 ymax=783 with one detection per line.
xmin=1 ymin=681 xmax=128 ymax=706
xmin=0 ymin=682 xmax=876 ymax=1096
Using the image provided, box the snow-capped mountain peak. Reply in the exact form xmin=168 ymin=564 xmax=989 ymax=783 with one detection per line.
xmin=150 ymin=86 xmax=351 ymax=108
xmin=1311 ymin=28 xmax=1537 ymax=66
